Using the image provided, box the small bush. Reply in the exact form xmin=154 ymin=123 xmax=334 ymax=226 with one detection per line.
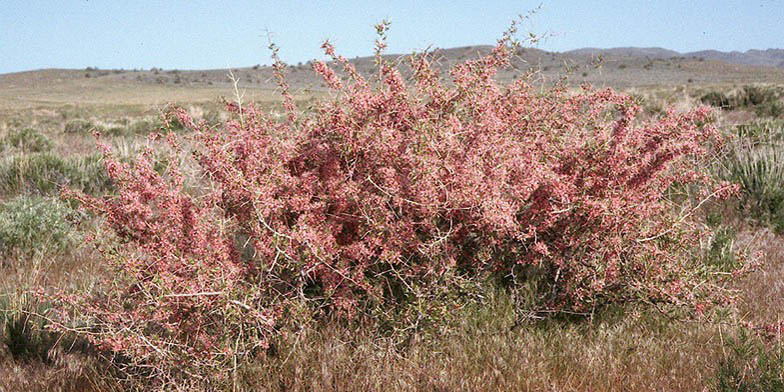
xmin=112 ymin=116 xmax=187 ymax=137
xmin=127 ymin=118 xmax=160 ymax=135
xmin=720 ymin=121 xmax=784 ymax=232
xmin=701 ymin=86 xmax=784 ymax=117
xmin=1 ymin=128 xmax=54 ymax=153
xmin=737 ymin=85 xmax=779 ymax=108
xmin=713 ymin=332 xmax=784 ymax=391
xmin=701 ymin=91 xmax=733 ymax=109
xmin=0 ymin=196 xmax=77 ymax=256
xmin=0 ymin=152 xmax=113 ymax=196
xmin=71 ymin=153 xmax=115 ymax=194
xmin=755 ymin=100 xmax=784 ymax=119
xmin=64 ymin=119 xmax=101 ymax=134
xmin=103 ymin=126 xmax=129 ymax=137
xmin=100 ymin=117 xmax=181 ymax=137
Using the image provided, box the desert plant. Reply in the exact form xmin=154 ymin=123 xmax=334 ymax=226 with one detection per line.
xmin=713 ymin=331 xmax=784 ymax=391
xmin=0 ymin=295 xmax=64 ymax=364
xmin=737 ymin=85 xmax=779 ymax=108
xmin=0 ymin=196 xmax=78 ymax=257
xmin=702 ymin=214 xmax=741 ymax=272
xmin=1 ymin=127 xmax=54 ymax=153
xmin=64 ymin=119 xmax=101 ymax=134
xmin=701 ymin=91 xmax=733 ymax=109
xmin=735 ymin=119 xmax=784 ymax=143
xmin=103 ymin=126 xmax=129 ymax=137
xmin=720 ymin=121 xmax=784 ymax=232
xmin=0 ymin=152 xmax=112 ymax=196
xmin=126 ymin=115 xmax=187 ymax=135
xmin=755 ymin=100 xmax=784 ymax=118
xmin=722 ymin=145 xmax=784 ymax=231
xmin=127 ymin=118 xmax=160 ymax=135
xmin=701 ymin=86 xmax=784 ymax=117
xmin=51 ymin=23 xmax=743 ymax=386
xmin=0 ymin=153 xmax=79 ymax=195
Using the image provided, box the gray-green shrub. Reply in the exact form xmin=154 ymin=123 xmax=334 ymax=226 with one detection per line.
xmin=713 ymin=332 xmax=784 ymax=391
xmin=701 ymin=85 xmax=784 ymax=118
xmin=1 ymin=128 xmax=54 ymax=153
xmin=0 ymin=152 xmax=113 ymax=196
xmin=0 ymin=196 xmax=77 ymax=256
xmin=64 ymin=119 xmax=102 ymax=134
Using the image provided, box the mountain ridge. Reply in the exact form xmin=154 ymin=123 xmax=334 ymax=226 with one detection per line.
xmin=563 ymin=47 xmax=784 ymax=68
xmin=2 ymin=46 xmax=783 ymax=77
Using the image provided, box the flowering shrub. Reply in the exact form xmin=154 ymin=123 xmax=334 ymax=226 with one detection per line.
xmin=51 ymin=24 xmax=742 ymax=385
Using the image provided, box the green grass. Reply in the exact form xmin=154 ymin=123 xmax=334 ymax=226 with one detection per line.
xmin=1 ymin=296 xmax=58 ymax=363
xmin=704 ymin=213 xmax=742 ymax=271
xmin=736 ymin=119 xmax=784 ymax=143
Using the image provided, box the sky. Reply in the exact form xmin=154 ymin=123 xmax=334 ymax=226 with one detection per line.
xmin=1 ymin=0 xmax=783 ymax=74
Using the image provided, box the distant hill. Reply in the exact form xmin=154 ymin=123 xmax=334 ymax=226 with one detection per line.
xmin=563 ymin=47 xmax=784 ymax=68
xmin=565 ymin=47 xmax=681 ymax=59
xmin=685 ymin=48 xmax=784 ymax=68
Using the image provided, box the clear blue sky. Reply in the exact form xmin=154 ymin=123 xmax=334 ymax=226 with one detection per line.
xmin=1 ymin=0 xmax=782 ymax=74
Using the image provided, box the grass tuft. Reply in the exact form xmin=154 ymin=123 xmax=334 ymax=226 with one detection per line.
xmin=0 ymin=152 xmax=112 ymax=196
xmin=1 ymin=128 xmax=54 ymax=153
xmin=719 ymin=120 xmax=784 ymax=232
xmin=713 ymin=331 xmax=784 ymax=392
xmin=64 ymin=119 xmax=102 ymax=134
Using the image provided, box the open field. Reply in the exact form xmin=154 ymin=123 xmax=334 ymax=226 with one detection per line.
xmin=3 ymin=45 xmax=784 ymax=109
xmin=2 ymin=48 xmax=784 ymax=391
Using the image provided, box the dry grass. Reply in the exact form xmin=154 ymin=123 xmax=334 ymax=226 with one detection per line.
xmin=737 ymin=228 xmax=784 ymax=326
xmin=246 ymin=299 xmax=730 ymax=391
xmin=0 ymin=245 xmax=117 ymax=391
xmin=0 ymin=72 xmax=325 ymax=111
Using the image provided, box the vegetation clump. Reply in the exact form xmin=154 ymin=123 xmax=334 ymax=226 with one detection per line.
xmin=701 ymin=91 xmax=733 ymax=109
xmin=714 ymin=332 xmax=784 ymax=391
xmin=0 ymin=196 xmax=77 ymax=257
xmin=720 ymin=119 xmax=784 ymax=232
xmin=51 ymin=24 xmax=744 ymax=386
xmin=64 ymin=118 xmax=101 ymax=134
xmin=0 ymin=152 xmax=112 ymax=196
xmin=1 ymin=128 xmax=54 ymax=153
xmin=701 ymin=85 xmax=784 ymax=118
